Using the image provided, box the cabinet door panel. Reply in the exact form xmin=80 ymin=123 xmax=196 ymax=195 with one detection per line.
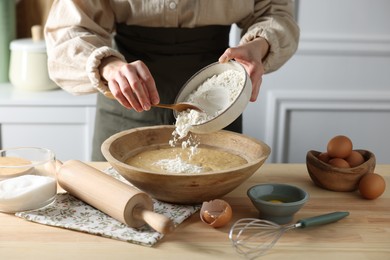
xmin=0 ymin=106 xmax=88 ymax=123
xmin=1 ymin=123 xmax=90 ymax=161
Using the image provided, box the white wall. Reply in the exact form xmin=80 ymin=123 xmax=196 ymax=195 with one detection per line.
xmin=242 ymin=0 xmax=390 ymax=163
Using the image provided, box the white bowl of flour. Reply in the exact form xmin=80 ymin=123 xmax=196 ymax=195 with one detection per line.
xmin=174 ymin=61 xmax=251 ymax=135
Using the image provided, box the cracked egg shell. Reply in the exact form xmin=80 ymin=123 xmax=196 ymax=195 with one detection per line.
xmin=200 ymin=199 xmax=232 ymax=228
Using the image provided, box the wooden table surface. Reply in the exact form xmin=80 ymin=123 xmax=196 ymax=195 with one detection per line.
xmin=1 ymin=163 xmax=389 ymax=260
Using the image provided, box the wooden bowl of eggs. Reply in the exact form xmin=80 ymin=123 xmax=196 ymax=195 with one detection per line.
xmin=306 ymin=135 xmax=376 ymax=192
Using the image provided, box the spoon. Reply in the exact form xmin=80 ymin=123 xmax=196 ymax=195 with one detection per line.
xmin=103 ymin=91 xmax=203 ymax=112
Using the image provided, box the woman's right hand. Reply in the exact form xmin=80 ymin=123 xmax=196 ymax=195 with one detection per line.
xmin=99 ymin=57 xmax=160 ymax=112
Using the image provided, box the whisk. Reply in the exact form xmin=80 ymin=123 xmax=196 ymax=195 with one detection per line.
xmin=229 ymin=211 xmax=349 ymax=259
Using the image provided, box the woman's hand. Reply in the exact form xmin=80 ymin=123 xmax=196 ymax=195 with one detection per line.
xmin=99 ymin=57 xmax=160 ymax=111
xmin=219 ymin=37 xmax=269 ymax=102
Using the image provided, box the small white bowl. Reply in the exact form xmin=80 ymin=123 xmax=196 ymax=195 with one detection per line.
xmin=174 ymin=61 xmax=251 ymax=134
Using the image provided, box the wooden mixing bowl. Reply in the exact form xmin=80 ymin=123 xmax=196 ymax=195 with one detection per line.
xmin=101 ymin=125 xmax=270 ymax=204
xmin=306 ymin=150 xmax=376 ymax=192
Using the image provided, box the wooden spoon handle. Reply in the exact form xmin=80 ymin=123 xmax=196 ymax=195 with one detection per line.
xmin=103 ymin=91 xmax=115 ymax=99
xmin=153 ymin=103 xmax=175 ymax=110
xmin=104 ymin=91 xmax=176 ymax=111
xmin=104 ymin=91 xmax=172 ymax=108
xmin=103 ymin=90 xmax=202 ymax=112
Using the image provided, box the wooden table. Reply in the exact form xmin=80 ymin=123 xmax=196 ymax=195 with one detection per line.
xmin=1 ymin=163 xmax=389 ymax=259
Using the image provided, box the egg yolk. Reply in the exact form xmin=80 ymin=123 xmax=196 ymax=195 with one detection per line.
xmin=268 ymin=199 xmax=283 ymax=203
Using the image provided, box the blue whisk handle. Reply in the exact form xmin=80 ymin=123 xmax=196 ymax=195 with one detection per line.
xmin=297 ymin=211 xmax=349 ymax=228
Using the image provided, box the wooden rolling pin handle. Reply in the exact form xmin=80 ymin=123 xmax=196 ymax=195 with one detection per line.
xmin=133 ymin=206 xmax=175 ymax=234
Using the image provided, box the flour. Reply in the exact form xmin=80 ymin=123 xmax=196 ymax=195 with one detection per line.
xmin=164 ymin=69 xmax=245 ymax=174
xmin=159 ymin=136 xmax=200 ymax=173
xmin=154 ymin=156 xmax=204 ymax=174
xmin=172 ymin=69 xmax=245 ymax=141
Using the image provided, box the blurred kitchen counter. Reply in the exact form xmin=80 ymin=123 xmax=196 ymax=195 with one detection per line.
xmin=0 ymin=82 xmax=96 ymax=105
xmin=1 ymin=163 xmax=389 ymax=260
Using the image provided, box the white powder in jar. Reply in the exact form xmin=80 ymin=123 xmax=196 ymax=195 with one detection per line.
xmin=172 ymin=69 xmax=245 ymax=141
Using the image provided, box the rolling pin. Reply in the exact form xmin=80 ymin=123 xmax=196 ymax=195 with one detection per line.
xmin=55 ymin=160 xmax=174 ymax=234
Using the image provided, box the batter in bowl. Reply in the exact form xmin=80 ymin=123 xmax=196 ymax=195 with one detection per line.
xmin=125 ymin=146 xmax=247 ymax=174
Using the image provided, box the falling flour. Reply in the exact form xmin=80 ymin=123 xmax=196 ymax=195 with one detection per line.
xmin=171 ymin=69 xmax=245 ymax=143
xmin=154 ymin=69 xmax=245 ymax=173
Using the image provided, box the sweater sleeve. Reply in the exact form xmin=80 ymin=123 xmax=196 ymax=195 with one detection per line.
xmin=44 ymin=0 xmax=125 ymax=95
xmin=238 ymin=0 xmax=300 ymax=73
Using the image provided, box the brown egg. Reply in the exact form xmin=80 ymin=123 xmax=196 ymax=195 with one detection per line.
xmin=318 ymin=152 xmax=330 ymax=163
xmin=200 ymin=199 xmax=232 ymax=228
xmin=358 ymin=173 xmax=386 ymax=200
xmin=328 ymin=158 xmax=350 ymax=168
xmin=346 ymin=150 xmax=365 ymax=167
xmin=327 ymin=135 xmax=353 ymax=158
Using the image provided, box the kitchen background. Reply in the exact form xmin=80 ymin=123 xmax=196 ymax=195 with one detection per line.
xmin=0 ymin=0 xmax=389 ymax=163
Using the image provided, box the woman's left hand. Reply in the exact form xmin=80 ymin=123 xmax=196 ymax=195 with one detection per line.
xmin=219 ymin=37 xmax=269 ymax=102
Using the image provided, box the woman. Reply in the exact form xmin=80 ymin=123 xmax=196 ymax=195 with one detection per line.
xmin=45 ymin=0 xmax=299 ymax=161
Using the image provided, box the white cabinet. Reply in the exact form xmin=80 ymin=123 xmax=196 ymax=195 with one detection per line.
xmin=0 ymin=83 xmax=96 ymax=161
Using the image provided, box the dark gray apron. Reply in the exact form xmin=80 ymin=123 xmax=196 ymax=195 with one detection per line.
xmin=92 ymin=25 xmax=243 ymax=161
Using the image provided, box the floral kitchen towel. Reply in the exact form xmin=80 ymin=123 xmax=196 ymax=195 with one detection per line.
xmin=15 ymin=167 xmax=200 ymax=247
